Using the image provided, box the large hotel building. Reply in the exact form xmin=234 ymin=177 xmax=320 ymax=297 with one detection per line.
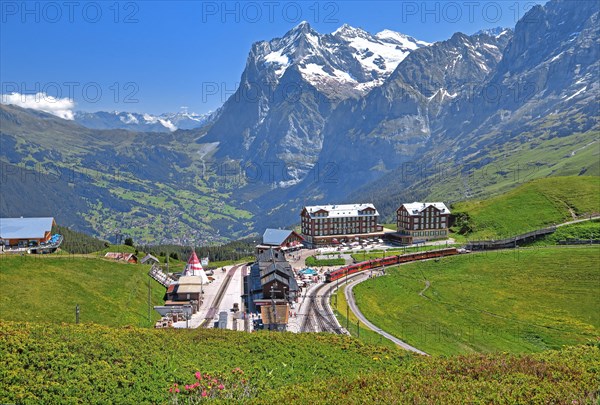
xmin=396 ymin=202 xmax=451 ymax=244
xmin=300 ymin=203 xmax=384 ymax=247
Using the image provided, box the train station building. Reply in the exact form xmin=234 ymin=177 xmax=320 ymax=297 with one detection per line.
xmin=243 ymin=249 xmax=298 ymax=318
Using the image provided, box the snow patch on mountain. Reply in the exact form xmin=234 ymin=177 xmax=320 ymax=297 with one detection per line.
xmin=74 ymin=110 xmax=211 ymax=132
xmin=254 ymin=22 xmax=429 ymax=97
xmin=375 ymin=29 xmax=430 ymax=48
xmin=120 ymin=113 xmax=139 ymax=124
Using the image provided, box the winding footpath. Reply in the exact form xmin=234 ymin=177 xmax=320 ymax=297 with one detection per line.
xmin=344 ymin=274 xmax=429 ymax=356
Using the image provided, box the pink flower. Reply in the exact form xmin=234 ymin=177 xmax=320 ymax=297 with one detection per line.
xmin=195 ymin=371 xmax=202 ymax=380
xmin=169 ymin=388 xmax=173 ymax=393
xmin=201 ymin=390 xmax=208 ymax=397
xmin=175 ymin=388 xmax=180 ymax=393
xmin=218 ymin=384 xmax=225 ymax=390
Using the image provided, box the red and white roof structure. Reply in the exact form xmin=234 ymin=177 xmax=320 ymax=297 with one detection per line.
xmin=183 ymin=251 xmax=209 ymax=284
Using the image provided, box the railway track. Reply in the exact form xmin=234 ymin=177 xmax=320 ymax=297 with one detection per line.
xmin=299 ymin=282 xmax=346 ymax=334
xmin=199 ymin=265 xmax=240 ymax=328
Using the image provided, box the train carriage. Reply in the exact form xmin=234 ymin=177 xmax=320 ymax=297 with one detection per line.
xmin=325 ymin=248 xmax=458 ymax=282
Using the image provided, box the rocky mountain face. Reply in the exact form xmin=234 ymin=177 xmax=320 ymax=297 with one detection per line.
xmin=349 ymin=0 xmax=600 ymax=218
xmin=253 ymin=0 xmax=598 ymax=226
xmin=433 ymin=0 xmax=599 ymax=161
xmin=74 ymin=110 xmax=211 ymax=132
xmin=284 ymin=29 xmax=513 ymax=202
xmin=202 ymin=22 xmax=429 ymax=187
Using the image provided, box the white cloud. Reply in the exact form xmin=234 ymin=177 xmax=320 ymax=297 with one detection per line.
xmin=0 ymin=92 xmax=75 ymax=120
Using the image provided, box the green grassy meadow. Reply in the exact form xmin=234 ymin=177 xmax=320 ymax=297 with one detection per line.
xmin=0 ymin=255 xmax=166 ymax=327
xmin=451 ymin=176 xmax=600 ymax=240
xmin=352 ymin=247 xmax=600 ymax=356
xmin=1 ymin=321 xmax=598 ymax=404
xmin=330 ymin=282 xmax=397 ymax=349
xmin=531 ymin=219 xmax=600 ymax=245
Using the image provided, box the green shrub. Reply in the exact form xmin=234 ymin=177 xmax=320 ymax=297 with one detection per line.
xmin=305 ymin=256 xmax=345 ymax=267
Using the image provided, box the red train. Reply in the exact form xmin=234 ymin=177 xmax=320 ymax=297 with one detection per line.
xmin=324 ymin=248 xmax=459 ymax=282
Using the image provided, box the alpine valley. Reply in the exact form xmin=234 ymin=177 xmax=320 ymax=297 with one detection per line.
xmin=1 ymin=0 xmax=598 ymax=244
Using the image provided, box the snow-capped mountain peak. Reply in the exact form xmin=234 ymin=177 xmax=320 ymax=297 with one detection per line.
xmin=74 ymin=110 xmax=212 ymax=132
xmin=254 ymin=23 xmax=429 ymax=97
xmin=332 ymin=23 xmax=370 ymax=38
xmin=475 ymin=27 xmax=512 ymax=38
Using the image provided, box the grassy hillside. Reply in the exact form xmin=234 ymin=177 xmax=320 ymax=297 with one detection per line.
xmin=359 ymin=129 xmax=600 ymax=222
xmin=0 ymin=255 xmax=165 ymax=327
xmin=430 ymin=131 xmax=600 ymax=203
xmin=532 ymin=219 xmax=600 ymax=245
xmin=353 ymin=247 xmax=600 ymax=356
xmin=1 ymin=321 xmax=598 ymax=404
xmin=0 ymin=321 xmax=408 ymax=404
xmin=451 ymin=176 xmax=600 ymax=240
xmin=271 ymin=345 xmax=600 ymax=404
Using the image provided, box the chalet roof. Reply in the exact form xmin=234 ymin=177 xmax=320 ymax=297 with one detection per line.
xmin=303 ymin=203 xmax=379 ymax=218
xmin=400 ymin=202 xmax=450 ymax=216
xmin=177 ymin=276 xmax=205 ymax=285
xmin=140 ymin=254 xmax=159 ymax=264
xmin=105 ymin=252 xmax=137 ymax=261
xmin=256 ymin=248 xmax=287 ymax=263
xmin=262 ymin=272 xmax=299 ymax=292
xmin=0 ymin=217 xmax=55 ymax=239
xmin=262 ymin=229 xmax=302 ymax=246
xmin=175 ymin=284 xmax=204 ymax=294
xmin=259 ymin=262 xmax=294 ymax=281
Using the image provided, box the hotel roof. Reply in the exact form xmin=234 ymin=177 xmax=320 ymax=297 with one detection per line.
xmin=303 ymin=203 xmax=379 ymax=218
xmin=401 ymin=202 xmax=450 ymax=216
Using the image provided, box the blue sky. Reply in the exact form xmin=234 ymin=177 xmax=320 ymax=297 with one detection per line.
xmin=1 ymin=1 xmax=547 ymax=115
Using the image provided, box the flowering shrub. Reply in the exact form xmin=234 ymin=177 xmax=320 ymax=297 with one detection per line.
xmin=169 ymin=368 xmax=253 ymax=402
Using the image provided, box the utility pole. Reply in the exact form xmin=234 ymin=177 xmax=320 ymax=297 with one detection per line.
xmin=75 ymin=304 xmax=80 ymax=324
xmin=147 ymin=278 xmax=151 ymax=324
xmin=357 ymin=320 xmax=360 ymax=337
xmin=346 ymin=303 xmax=349 ymax=330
